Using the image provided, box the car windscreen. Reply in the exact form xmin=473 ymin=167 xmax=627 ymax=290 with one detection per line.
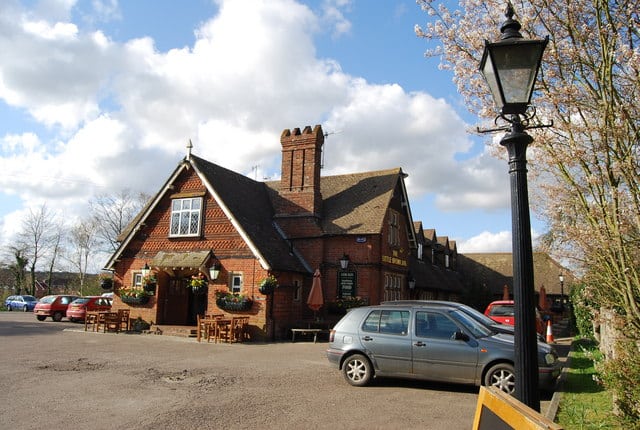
xmin=451 ymin=310 xmax=493 ymax=338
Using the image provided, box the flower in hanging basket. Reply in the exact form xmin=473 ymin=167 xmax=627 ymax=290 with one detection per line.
xmin=215 ymin=291 xmax=253 ymax=312
xmin=189 ymin=272 xmax=208 ymax=290
xmin=259 ymin=275 xmax=278 ymax=294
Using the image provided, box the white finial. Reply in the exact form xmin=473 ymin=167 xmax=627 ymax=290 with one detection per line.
xmin=187 ymin=139 xmax=193 ymax=157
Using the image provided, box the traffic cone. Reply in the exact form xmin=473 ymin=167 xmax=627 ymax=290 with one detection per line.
xmin=546 ymin=320 xmax=555 ymax=343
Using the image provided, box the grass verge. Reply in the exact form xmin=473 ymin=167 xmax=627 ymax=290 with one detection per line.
xmin=556 ymin=338 xmax=621 ymax=429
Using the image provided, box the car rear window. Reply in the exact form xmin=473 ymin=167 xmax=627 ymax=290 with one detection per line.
xmin=24 ymin=296 xmax=37 ymax=302
xmin=39 ymin=296 xmax=56 ymax=304
xmin=362 ymin=309 xmax=410 ymax=335
xmin=72 ymin=298 xmax=90 ymax=304
xmin=488 ymin=305 xmax=514 ymax=316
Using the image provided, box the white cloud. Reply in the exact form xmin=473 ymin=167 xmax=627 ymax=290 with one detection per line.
xmin=0 ymin=0 xmax=513 ymax=259
xmin=457 ymin=230 xmax=512 ymax=253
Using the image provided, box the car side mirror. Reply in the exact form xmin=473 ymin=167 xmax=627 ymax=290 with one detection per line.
xmin=452 ymin=331 xmax=469 ymax=341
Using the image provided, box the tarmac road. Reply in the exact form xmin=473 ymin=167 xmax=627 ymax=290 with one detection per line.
xmin=0 ymin=312 xmax=562 ymax=430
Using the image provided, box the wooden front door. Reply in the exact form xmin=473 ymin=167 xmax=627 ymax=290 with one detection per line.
xmin=160 ymin=278 xmax=189 ymax=325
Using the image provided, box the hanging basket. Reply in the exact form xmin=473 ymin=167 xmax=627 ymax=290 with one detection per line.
xmin=259 ymin=284 xmax=275 ymax=295
xmin=216 ymin=296 xmax=253 ymax=312
xmin=258 ymin=276 xmax=278 ymax=295
xmin=143 ymin=282 xmax=156 ymax=293
xmin=121 ymin=295 xmax=150 ymax=306
xmin=191 ymin=286 xmax=207 ymax=295
xmin=100 ymin=278 xmax=113 ymax=290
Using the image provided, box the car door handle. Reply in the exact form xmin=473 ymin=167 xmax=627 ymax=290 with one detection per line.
xmin=362 ymin=336 xmax=374 ymax=341
xmin=414 ymin=341 xmax=427 ymax=347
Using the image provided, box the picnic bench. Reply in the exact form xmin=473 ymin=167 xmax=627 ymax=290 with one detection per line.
xmin=290 ymin=328 xmax=328 ymax=343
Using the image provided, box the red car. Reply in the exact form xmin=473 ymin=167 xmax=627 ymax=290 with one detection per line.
xmin=66 ymin=296 xmax=113 ymax=322
xmin=34 ymin=295 xmax=80 ymax=322
xmin=484 ymin=300 xmax=545 ymax=335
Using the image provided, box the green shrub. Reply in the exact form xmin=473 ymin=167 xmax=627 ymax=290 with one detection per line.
xmin=570 ymin=283 xmax=594 ymax=338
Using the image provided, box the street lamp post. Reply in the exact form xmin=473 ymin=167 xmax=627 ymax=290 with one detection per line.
xmin=479 ymin=3 xmax=548 ymax=411
xmin=559 ymin=273 xmax=564 ymax=313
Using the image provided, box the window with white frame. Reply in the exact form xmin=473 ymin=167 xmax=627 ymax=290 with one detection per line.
xmin=230 ymin=273 xmax=243 ymax=294
xmin=133 ymin=272 xmax=143 ymax=288
xmin=418 ymin=243 xmax=423 ymax=260
xmin=388 ymin=211 xmax=400 ymax=246
xmin=170 ymin=197 xmax=202 ymax=237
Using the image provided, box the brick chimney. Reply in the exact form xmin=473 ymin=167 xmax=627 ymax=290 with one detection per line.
xmin=277 ymin=125 xmax=324 ymax=217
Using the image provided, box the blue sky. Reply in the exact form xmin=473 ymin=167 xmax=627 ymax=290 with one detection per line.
xmin=0 ymin=0 xmax=546 ymax=268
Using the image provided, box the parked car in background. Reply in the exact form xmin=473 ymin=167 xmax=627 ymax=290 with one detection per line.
xmin=484 ymin=300 xmax=545 ymax=336
xmin=66 ymin=296 xmax=113 ymax=322
xmin=34 ymin=295 xmax=79 ymax=322
xmin=327 ymin=301 xmax=560 ymax=394
xmin=4 ymin=295 xmax=38 ymax=312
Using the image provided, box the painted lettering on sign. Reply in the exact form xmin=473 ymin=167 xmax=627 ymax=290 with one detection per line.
xmin=382 ymin=255 xmax=407 ymax=266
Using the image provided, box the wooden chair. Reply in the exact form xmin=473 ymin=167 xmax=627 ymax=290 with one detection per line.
xmin=209 ymin=318 xmax=231 ymax=343
xmin=84 ymin=312 xmax=98 ymax=332
xmin=118 ymin=309 xmax=130 ymax=332
xmin=230 ymin=317 xmax=249 ymax=343
xmin=95 ymin=312 xmax=107 ymax=332
xmin=103 ymin=312 xmax=120 ymax=333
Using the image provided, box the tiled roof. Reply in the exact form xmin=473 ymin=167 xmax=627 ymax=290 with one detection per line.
xmin=319 ymin=168 xmax=402 ymax=235
xmin=457 ymin=252 xmax=576 ymax=296
xmin=191 ymin=155 xmax=308 ymax=274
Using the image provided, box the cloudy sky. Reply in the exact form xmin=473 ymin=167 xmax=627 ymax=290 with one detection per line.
xmin=0 ymin=0 xmax=545 ymax=268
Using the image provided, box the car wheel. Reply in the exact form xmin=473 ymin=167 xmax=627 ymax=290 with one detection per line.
xmin=342 ymin=354 xmax=373 ymax=387
xmin=53 ymin=311 xmax=63 ymax=322
xmin=23 ymin=305 xmax=29 ymax=312
xmin=484 ymin=363 xmax=515 ymax=395
xmin=36 ymin=315 xmax=46 ymax=321
xmin=6 ymin=305 xmax=11 ymax=311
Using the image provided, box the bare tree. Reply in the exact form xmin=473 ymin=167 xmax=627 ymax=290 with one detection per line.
xmin=66 ymin=217 xmax=100 ymax=296
xmin=44 ymin=231 xmax=63 ymax=295
xmin=89 ymin=190 xmax=150 ymax=253
xmin=18 ymin=204 xmax=60 ymax=296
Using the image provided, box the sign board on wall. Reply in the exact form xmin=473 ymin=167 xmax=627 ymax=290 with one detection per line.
xmin=338 ymin=271 xmax=357 ymax=298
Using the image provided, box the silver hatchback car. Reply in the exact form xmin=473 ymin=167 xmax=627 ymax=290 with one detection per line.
xmin=326 ymin=301 xmax=560 ymax=394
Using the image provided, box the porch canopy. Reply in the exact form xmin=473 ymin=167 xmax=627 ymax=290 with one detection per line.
xmin=151 ymin=250 xmax=213 ymax=275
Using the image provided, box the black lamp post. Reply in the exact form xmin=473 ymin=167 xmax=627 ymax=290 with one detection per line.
xmin=479 ymin=3 xmax=548 ymax=411
xmin=558 ymin=273 xmax=564 ymax=313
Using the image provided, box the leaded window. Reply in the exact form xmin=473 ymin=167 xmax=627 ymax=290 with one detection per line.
xmin=170 ymin=197 xmax=202 ymax=237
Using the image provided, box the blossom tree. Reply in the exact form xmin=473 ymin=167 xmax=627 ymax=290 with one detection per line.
xmin=417 ymin=0 xmax=639 ymax=418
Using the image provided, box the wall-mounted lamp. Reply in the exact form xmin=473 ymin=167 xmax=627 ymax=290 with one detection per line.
xmin=141 ymin=263 xmax=150 ymax=279
xmin=339 ymin=254 xmax=350 ymax=270
xmin=209 ymin=262 xmax=221 ymax=281
xmin=408 ymin=278 xmax=416 ymax=290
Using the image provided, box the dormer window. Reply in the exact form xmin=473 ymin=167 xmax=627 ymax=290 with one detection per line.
xmin=170 ymin=197 xmax=202 ymax=237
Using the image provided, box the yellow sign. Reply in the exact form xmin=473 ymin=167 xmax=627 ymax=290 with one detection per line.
xmin=381 ymin=255 xmax=407 ymax=267
xmin=473 ymin=386 xmax=563 ymax=430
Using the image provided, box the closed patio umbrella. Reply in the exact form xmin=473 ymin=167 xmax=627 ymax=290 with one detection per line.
xmin=307 ymin=269 xmax=324 ymax=313
xmin=538 ymin=285 xmax=548 ymax=311
xmin=502 ymin=284 xmax=510 ymax=301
